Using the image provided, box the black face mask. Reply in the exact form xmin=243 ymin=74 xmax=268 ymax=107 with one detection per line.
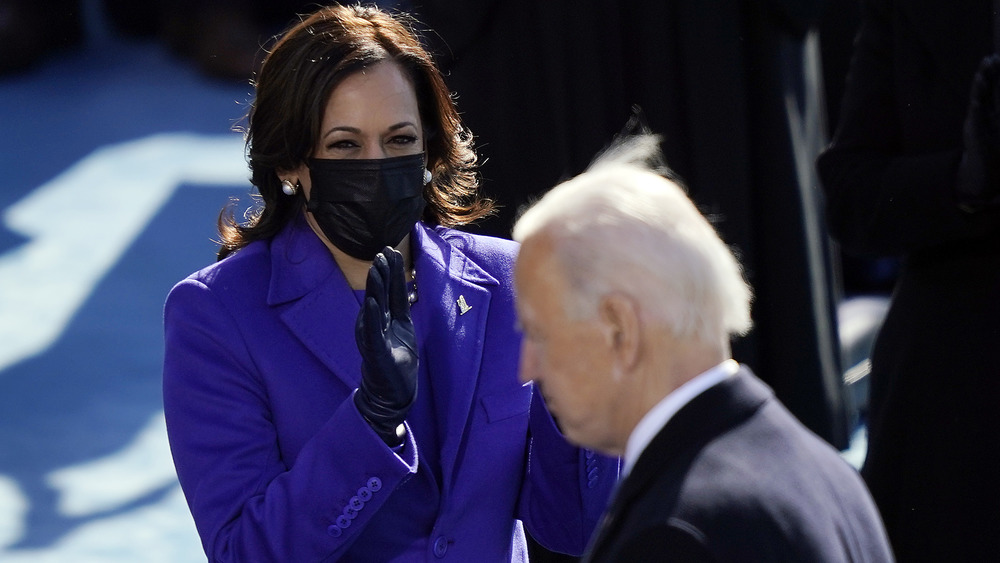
xmin=306 ymin=153 xmax=427 ymax=261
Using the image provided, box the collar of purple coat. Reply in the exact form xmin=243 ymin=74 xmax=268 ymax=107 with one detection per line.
xmin=265 ymin=213 xmax=500 ymax=305
xmin=262 ymin=213 xmax=504 ymax=489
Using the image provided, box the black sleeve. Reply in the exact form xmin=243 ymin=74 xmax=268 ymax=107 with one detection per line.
xmin=613 ymin=523 xmax=716 ymax=563
xmin=816 ymin=0 xmax=997 ymax=257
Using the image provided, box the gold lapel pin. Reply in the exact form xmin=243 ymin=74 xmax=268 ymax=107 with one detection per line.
xmin=457 ymin=295 xmax=472 ymax=315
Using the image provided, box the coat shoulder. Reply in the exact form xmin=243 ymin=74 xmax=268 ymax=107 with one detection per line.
xmin=167 ymin=239 xmax=271 ymax=305
xmin=433 ymin=226 xmax=519 ymax=279
xmin=628 ymin=396 xmax=888 ymax=559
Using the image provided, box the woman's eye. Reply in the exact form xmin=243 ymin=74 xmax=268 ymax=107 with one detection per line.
xmin=389 ymin=135 xmax=418 ymax=145
xmin=327 ymin=139 xmax=358 ymax=150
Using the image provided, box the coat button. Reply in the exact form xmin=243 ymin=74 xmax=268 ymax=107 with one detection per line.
xmin=327 ymin=524 xmax=342 ymax=538
xmin=433 ymin=535 xmax=449 ymax=558
xmin=367 ymin=477 xmax=383 ymax=492
xmin=587 ymin=466 xmax=600 ymax=488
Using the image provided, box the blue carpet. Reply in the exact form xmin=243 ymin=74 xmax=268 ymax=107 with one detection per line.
xmin=0 ymin=25 xmax=253 ymax=562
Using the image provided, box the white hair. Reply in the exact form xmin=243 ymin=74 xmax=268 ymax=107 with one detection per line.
xmin=512 ymin=134 xmax=752 ymax=345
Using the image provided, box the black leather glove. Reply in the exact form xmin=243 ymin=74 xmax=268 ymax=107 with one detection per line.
xmin=354 ymin=246 xmax=418 ymax=447
xmin=956 ymin=54 xmax=1000 ymax=212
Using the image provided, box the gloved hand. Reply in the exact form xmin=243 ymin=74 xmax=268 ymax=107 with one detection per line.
xmin=354 ymin=246 xmax=418 ymax=447
xmin=956 ymin=53 xmax=1000 ymax=212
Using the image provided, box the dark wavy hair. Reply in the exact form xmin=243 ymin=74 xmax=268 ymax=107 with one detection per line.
xmin=217 ymin=4 xmax=493 ymax=260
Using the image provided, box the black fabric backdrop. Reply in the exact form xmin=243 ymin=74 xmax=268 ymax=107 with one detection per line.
xmin=416 ymin=0 xmax=847 ymax=454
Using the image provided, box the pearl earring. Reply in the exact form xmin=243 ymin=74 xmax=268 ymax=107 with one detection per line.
xmin=281 ymin=179 xmax=298 ymax=196
xmin=423 ymin=169 xmax=432 ymax=185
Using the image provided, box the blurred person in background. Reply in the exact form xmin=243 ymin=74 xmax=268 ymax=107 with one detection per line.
xmin=817 ymin=0 xmax=1000 ymax=559
xmin=162 ymin=5 xmax=617 ymax=561
xmin=0 ymin=0 xmax=407 ymax=80
xmin=0 ymin=0 xmax=82 ymax=74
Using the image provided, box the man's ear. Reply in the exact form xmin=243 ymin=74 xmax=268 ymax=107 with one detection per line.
xmin=599 ymin=293 xmax=641 ymax=371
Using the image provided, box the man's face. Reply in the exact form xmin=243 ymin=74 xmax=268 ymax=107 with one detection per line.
xmin=514 ymin=234 xmax=622 ymax=453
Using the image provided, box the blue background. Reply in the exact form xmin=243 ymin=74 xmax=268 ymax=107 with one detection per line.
xmin=0 ymin=15 xmax=253 ymax=561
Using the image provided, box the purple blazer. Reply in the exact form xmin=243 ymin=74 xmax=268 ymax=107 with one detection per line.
xmin=162 ymin=215 xmax=618 ymax=562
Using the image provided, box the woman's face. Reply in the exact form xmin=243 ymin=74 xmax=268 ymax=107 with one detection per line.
xmin=293 ymin=59 xmax=424 ymax=196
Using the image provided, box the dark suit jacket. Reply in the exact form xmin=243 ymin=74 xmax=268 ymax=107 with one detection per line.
xmin=817 ymin=0 xmax=1000 ymax=558
xmin=584 ymin=367 xmax=893 ymax=562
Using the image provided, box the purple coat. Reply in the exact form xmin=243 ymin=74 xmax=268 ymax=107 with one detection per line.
xmin=162 ymin=215 xmax=618 ymax=562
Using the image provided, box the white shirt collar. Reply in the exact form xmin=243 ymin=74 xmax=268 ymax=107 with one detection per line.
xmin=622 ymin=359 xmax=740 ymax=477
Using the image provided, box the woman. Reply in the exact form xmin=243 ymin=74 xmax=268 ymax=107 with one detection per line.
xmin=162 ymin=5 xmax=617 ymax=562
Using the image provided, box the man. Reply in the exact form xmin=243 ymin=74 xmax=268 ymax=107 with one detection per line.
xmin=511 ymin=134 xmax=894 ymax=562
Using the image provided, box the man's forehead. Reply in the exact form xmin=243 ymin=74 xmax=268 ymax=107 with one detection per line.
xmin=516 ymin=237 xmax=556 ymax=285
xmin=514 ymin=238 xmax=558 ymax=308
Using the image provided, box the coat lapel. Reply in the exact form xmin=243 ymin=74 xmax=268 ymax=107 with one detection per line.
xmin=269 ymin=214 xmax=363 ymax=389
xmin=411 ymin=224 xmax=497 ymax=490
xmin=267 ymin=217 xmax=499 ymax=491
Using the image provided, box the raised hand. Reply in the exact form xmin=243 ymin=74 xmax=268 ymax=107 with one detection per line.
xmin=353 ymin=246 xmax=418 ymax=446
